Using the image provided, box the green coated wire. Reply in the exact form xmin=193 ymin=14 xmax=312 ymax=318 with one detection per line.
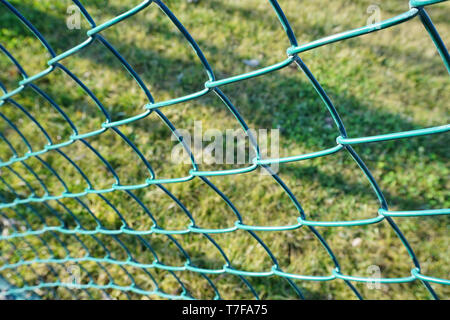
xmin=0 ymin=0 xmax=448 ymax=300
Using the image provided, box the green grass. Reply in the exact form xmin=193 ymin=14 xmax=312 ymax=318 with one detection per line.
xmin=0 ymin=0 xmax=449 ymax=300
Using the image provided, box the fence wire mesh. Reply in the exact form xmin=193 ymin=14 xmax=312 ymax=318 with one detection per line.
xmin=0 ymin=0 xmax=449 ymax=300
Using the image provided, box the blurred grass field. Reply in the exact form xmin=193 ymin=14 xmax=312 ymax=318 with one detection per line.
xmin=0 ymin=0 xmax=449 ymax=299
